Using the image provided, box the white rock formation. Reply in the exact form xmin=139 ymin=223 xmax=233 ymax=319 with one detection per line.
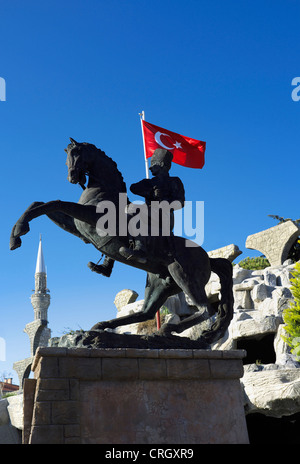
xmin=115 ymin=258 xmax=300 ymax=418
xmin=0 ymin=396 xmax=22 ymax=444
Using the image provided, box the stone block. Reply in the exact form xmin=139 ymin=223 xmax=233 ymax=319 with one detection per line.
xmin=114 ymin=289 xmax=139 ymax=311
xmin=102 ymin=357 xmax=139 ymax=380
xmin=32 ymin=401 xmax=51 ymax=426
xmin=263 ymin=269 xmax=277 ymax=287
xmin=7 ymin=394 xmax=23 ymax=430
xmin=271 ymin=287 xmax=293 ymax=315
xmin=23 ymin=379 xmax=36 ymax=444
xmin=259 ymin=297 xmax=276 ymax=316
xmin=252 ymin=283 xmax=273 ymax=304
xmin=59 ymin=356 xmax=101 ymax=380
xmin=30 ymin=425 xmax=64 ymax=444
xmin=209 ymin=359 xmax=244 ymax=379
xmin=138 ymin=358 xmax=167 ymax=379
xmin=233 ymin=266 xmax=253 ymax=285
xmin=36 ymin=356 xmax=59 ymax=379
xmin=276 ymin=268 xmax=294 ymax=287
xmin=241 ymin=369 xmax=300 ymax=417
xmin=246 ymin=220 xmax=300 ymax=266
xmin=274 ymin=324 xmax=291 ymax=365
xmin=125 ymin=348 xmax=159 ymax=358
xmin=208 ymin=244 xmax=242 ymax=262
xmin=232 ymin=313 xmax=281 ymax=339
xmin=166 ymin=358 xmax=210 ymax=379
xmin=35 ymin=386 xmax=69 ymax=402
xmin=36 ymin=378 xmax=69 ymax=391
xmin=51 ymin=401 xmax=79 ymax=425
xmin=64 ymin=423 xmax=80 ymax=438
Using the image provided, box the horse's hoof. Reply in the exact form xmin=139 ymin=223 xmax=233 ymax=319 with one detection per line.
xmin=90 ymin=322 xmax=108 ymax=331
xmin=14 ymin=221 xmax=30 ymax=237
xmin=10 ymin=236 xmax=22 ymax=250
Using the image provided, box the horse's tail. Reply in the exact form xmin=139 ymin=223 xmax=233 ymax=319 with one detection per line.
xmin=201 ymin=257 xmax=234 ymax=344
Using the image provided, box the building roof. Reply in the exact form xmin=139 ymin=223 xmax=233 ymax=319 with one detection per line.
xmin=0 ymin=379 xmax=19 ymax=394
xmin=35 ymin=236 xmax=46 ymax=274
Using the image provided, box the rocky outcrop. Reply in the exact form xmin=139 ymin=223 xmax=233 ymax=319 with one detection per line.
xmin=114 ymin=289 xmax=138 ymax=312
xmin=212 ymin=261 xmax=295 ymax=347
xmin=0 ymin=394 xmax=22 ymax=444
xmin=208 ymin=244 xmax=242 ymax=262
xmin=246 ymin=220 xmax=300 ymax=266
xmin=242 ymin=368 xmax=300 ymax=417
xmin=209 ymin=259 xmax=300 ymax=418
xmin=115 ymin=258 xmax=300 ymax=419
xmin=7 ymin=393 xmax=23 ymax=430
xmin=197 ymin=259 xmax=300 ymax=417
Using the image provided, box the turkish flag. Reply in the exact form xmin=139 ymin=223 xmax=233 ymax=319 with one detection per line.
xmin=142 ymin=120 xmax=206 ymax=169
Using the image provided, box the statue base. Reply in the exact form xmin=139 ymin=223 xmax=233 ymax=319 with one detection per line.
xmin=49 ymin=329 xmax=211 ymax=349
xmin=23 ymin=347 xmax=249 ymax=444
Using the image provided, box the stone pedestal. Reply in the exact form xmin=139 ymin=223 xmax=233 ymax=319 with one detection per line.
xmin=23 ymin=347 xmax=249 ymax=444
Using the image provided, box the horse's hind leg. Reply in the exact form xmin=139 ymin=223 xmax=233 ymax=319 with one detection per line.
xmin=159 ymin=260 xmax=211 ymax=335
xmin=91 ymin=273 xmax=178 ymax=331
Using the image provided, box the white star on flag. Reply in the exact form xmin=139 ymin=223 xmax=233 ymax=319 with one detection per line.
xmin=173 ymin=141 xmax=182 ymax=149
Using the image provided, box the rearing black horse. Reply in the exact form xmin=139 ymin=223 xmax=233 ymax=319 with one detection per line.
xmin=10 ymin=139 xmax=233 ymax=344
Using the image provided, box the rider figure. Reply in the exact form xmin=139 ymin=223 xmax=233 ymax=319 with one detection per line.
xmin=119 ymin=148 xmax=185 ymax=263
xmin=88 ymin=148 xmax=185 ymax=274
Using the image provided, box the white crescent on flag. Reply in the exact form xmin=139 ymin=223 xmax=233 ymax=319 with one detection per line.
xmin=154 ymin=131 xmax=175 ymax=150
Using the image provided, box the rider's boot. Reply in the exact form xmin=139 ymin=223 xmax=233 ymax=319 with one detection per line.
xmin=87 ymin=256 xmax=115 ymax=277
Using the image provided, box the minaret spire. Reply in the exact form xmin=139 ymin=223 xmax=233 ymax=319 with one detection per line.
xmin=13 ymin=235 xmax=51 ymax=388
xmin=35 ymin=234 xmax=46 ymax=274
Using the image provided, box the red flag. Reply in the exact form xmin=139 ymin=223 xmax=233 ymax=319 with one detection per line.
xmin=142 ymin=120 xmax=206 ymax=169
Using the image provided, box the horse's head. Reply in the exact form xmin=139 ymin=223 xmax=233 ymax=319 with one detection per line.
xmin=64 ymin=138 xmax=89 ymax=188
xmin=64 ymin=137 xmax=127 ymax=194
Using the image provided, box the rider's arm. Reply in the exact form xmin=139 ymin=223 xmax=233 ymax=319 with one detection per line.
xmin=130 ymin=179 xmax=153 ymax=199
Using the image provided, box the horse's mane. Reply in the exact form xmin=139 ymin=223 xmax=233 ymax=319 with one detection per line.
xmin=80 ymin=142 xmax=127 ymax=193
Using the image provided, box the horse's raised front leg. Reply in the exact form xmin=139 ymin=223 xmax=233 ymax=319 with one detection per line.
xmin=10 ymin=200 xmax=97 ymax=250
xmin=10 ymin=202 xmax=44 ymax=250
xmin=46 ymin=211 xmax=90 ymax=244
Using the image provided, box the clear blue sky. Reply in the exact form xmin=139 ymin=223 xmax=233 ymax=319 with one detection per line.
xmin=1 ymin=0 xmax=299 ymax=383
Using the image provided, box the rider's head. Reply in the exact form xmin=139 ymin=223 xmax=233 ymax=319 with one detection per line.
xmin=149 ymin=149 xmax=173 ymax=175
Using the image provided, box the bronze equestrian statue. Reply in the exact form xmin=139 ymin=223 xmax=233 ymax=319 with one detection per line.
xmin=10 ymin=139 xmax=233 ymax=345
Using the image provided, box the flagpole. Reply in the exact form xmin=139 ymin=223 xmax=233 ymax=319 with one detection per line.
xmin=139 ymin=111 xmax=150 ymax=179
xmin=139 ymin=111 xmax=161 ymax=330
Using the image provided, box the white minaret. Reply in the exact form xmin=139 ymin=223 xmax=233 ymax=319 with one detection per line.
xmin=31 ymin=235 xmax=50 ymax=321
xmin=14 ymin=236 xmax=51 ymax=387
